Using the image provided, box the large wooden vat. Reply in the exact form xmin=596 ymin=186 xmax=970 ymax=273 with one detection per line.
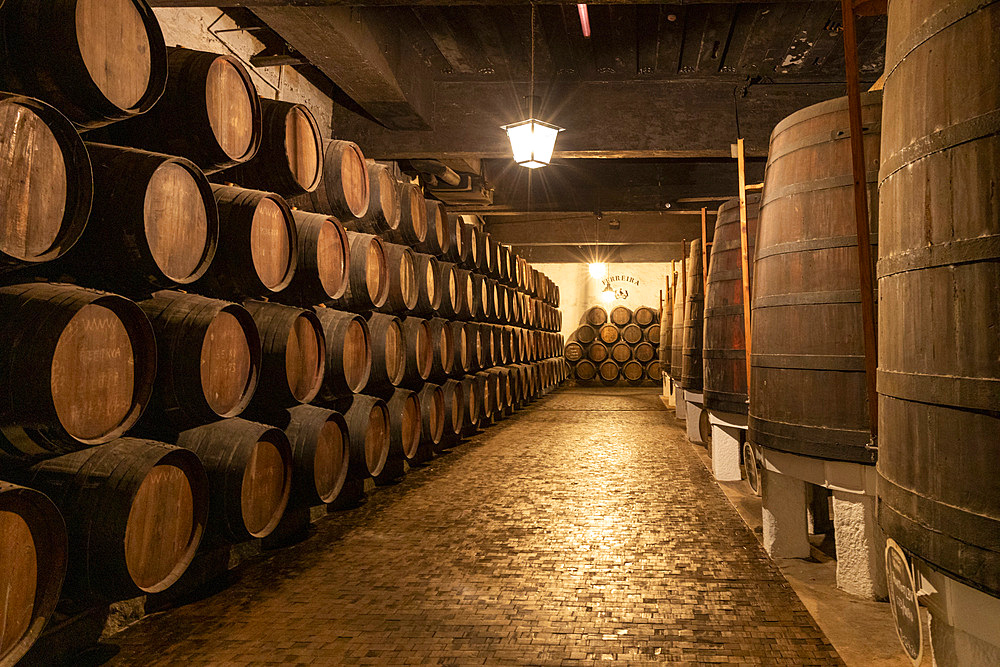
xmin=0 ymin=94 xmax=92 ymax=274
xmin=680 ymin=240 xmax=705 ymax=392
xmin=93 ymin=48 xmax=260 ymax=173
xmin=177 ymin=419 xmax=291 ymax=543
xmin=225 ymin=99 xmax=323 ymax=197
xmin=669 ymin=277 xmax=685 ymax=379
xmin=0 ymin=482 xmax=66 ymax=666
xmin=26 ymin=438 xmax=208 ymax=600
xmin=877 ymin=0 xmax=1000 ymax=597
xmin=749 ymin=92 xmax=882 ymax=464
xmin=0 ymin=0 xmax=166 ymax=128
xmin=0 ymin=283 xmax=156 ymax=458
xmin=703 ymin=195 xmax=759 ymax=415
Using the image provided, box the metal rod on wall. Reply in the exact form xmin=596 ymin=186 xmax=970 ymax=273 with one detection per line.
xmin=700 ymin=208 xmax=710 ymax=291
xmin=735 ymin=139 xmax=753 ymax=393
xmin=840 ymin=0 xmax=879 ymax=442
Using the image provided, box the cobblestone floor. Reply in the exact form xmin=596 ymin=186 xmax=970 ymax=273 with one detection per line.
xmin=107 ymin=387 xmax=841 ymax=666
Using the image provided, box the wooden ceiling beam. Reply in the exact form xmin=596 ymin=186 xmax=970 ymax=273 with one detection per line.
xmin=151 ymin=1 xmax=834 ymax=6
xmin=486 ymin=213 xmax=704 ymax=245
xmin=509 ymin=243 xmax=686 ymax=264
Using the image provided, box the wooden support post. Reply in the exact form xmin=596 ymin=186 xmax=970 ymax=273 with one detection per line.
xmin=735 ymin=138 xmax=753 ymax=392
xmin=841 ymin=0 xmax=879 ymax=441
xmin=700 ymin=207 xmax=710 ymax=290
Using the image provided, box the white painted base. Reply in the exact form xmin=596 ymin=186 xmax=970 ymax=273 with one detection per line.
xmin=761 ymin=448 xmax=885 ymax=600
xmin=761 ymin=468 xmax=811 ymax=559
xmin=915 ymin=566 xmax=1000 ymax=667
xmin=683 ymin=391 xmax=707 ymax=445
xmin=662 ymin=374 xmax=676 ymax=407
xmin=673 ymin=381 xmax=686 ymax=420
xmin=709 ymin=423 xmax=742 ymax=482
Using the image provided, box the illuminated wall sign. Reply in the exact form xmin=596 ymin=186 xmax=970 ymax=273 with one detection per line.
xmin=602 ymin=274 xmax=640 ymax=301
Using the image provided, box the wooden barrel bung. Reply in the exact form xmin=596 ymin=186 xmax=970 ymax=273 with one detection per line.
xmin=341 ymin=394 xmax=390 ymax=478
xmin=333 ymin=231 xmax=389 ymax=312
xmin=243 ymin=302 xmax=325 ymax=412
xmin=360 ymin=161 xmax=400 ymax=233
xmin=585 ymin=306 xmax=608 ymax=327
xmin=283 ymin=210 xmax=350 ymax=304
xmin=92 ymin=47 xmax=260 ymax=173
xmin=750 ymin=92 xmax=881 ymax=464
xmin=227 ymin=99 xmax=323 ymax=197
xmin=138 ymin=292 xmax=261 ymax=430
xmin=379 ymin=242 xmax=418 ymax=313
xmin=281 ymin=405 xmax=349 ymax=506
xmin=0 ymin=283 xmax=156 ymax=458
xmin=313 ymin=308 xmax=372 ymax=399
xmin=575 ymin=359 xmax=597 ymax=382
xmin=877 ymin=0 xmax=1000 ymax=597
xmin=26 ymin=438 xmax=208 ymax=600
xmin=0 ymin=0 xmax=166 ymax=129
xmin=177 ymin=419 xmax=291 ymax=542
xmin=610 ymin=305 xmax=632 ymax=326
xmin=703 ymin=195 xmax=760 ymax=415
xmin=0 ymin=482 xmax=67 ymax=666
xmin=0 ymin=94 xmax=92 ymax=274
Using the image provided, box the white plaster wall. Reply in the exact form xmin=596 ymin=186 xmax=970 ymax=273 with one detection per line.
xmin=152 ymin=8 xmax=335 ymax=137
xmin=534 ymin=262 xmax=673 ymax=342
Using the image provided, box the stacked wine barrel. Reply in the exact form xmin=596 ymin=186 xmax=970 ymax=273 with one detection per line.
xmin=0 ymin=1 xmax=565 ymax=661
xmin=565 ymin=305 xmax=661 ymax=385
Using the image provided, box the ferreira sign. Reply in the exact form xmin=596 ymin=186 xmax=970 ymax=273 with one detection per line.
xmin=602 ymin=274 xmax=640 ymax=301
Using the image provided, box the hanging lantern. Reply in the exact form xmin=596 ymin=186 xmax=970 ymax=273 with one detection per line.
xmin=501 ymin=118 xmax=564 ymax=168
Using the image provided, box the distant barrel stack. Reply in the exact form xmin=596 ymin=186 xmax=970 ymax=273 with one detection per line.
xmin=564 ymin=304 xmax=660 ymax=386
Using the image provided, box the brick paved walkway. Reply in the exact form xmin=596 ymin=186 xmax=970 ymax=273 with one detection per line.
xmin=107 ymin=387 xmax=841 ymax=666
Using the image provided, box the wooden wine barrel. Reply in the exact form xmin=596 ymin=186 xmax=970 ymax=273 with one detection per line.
xmin=196 ymin=185 xmax=297 ymax=298
xmin=497 ymin=245 xmax=511 ymax=284
xmin=610 ymin=342 xmax=632 ymax=364
xmin=282 ymin=210 xmax=350 ymax=304
xmin=400 ymin=317 xmax=433 ymax=389
xmin=225 ymin=99 xmax=322 ymax=198
xmin=598 ymin=361 xmax=620 ymax=385
xmin=458 ymin=375 xmax=480 ymax=431
xmin=609 ymin=306 xmax=632 ymax=326
xmin=453 ymin=268 xmax=475 ymax=320
xmin=634 ymin=306 xmax=657 ymax=327
xmin=0 ymin=94 xmax=92 ymax=274
xmin=362 ymin=313 xmax=405 ymax=397
xmin=46 ymin=143 xmax=218 ymax=293
xmin=486 ymin=368 xmax=508 ymax=416
xmin=439 ymin=378 xmax=464 ymax=446
xmin=427 ymin=317 xmax=454 ymax=382
xmin=359 ymin=161 xmax=400 ymax=233
xmin=703 ymin=195 xmax=759 ymax=415
xmin=669 ymin=274 xmax=686 ymax=378
xmin=483 ymin=278 xmax=499 ymax=323
xmin=877 ymin=0 xmax=1000 ymax=597
xmin=435 ymin=261 xmax=459 ymax=319
xmin=340 ymin=394 xmax=390 ymax=479
xmin=585 ymin=306 xmax=608 ymax=327
xmin=574 ymin=359 xmax=597 ymax=382
xmin=417 ymin=383 xmax=445 ymax=449
xmin=289 ymin=140 xmax=369 ymax=220
xmin=576 ymin=325 xmax=597 ymax=345
xmin=177 ymin=418 xmax=291 ymax=542
xmin=476 ymin=230 xmax=494 ymax=276
xmin=473 ymin=371 xmax=495 ymax=421
xmin=645 ymin=324 xmax=661 ymax=344
xmin=634 ymin=342 xmax=655 ymax=364
xmin=681 ymin=240 xmax=705 ymax=392
xmin=138 ymin=292 xmax=259 ymax=432
xmin=243 ymin=301 xmax=325 ymax=412
xmin=378 ymin=242 xmax=418 ymax=313
xmin=331 ymin=231 xmax=388 ymax=312
xmin=281 ymin=405 xmax=349 ymax=506
xmin=92 ymin=48 xmax=260 ymax=173
xmin=750 ymin=92 xmax=882 ymax=464
xmin=447 ymin=321 xmax=470 ymax=377
xmin=416 ymin=199 xmax=450 ymax=257
xmin=386 ymin=388 xmax=421 ymax=462
xmin=0 ymin=482 xmax=66 ymax=666
xmin=412 ymin=253 xmax=442 ymax=317
xmin=0 ymin=0 xmax=166 ymax=129
xmin=598 ymin=324 xmax=619 ymax=345
xmin=622 ymin=360 xmax=645 ymax=386
xmin=386 ymin=182 xmax=427 ymax=246
xmin=622 ymin=324 xmax=643 ymax=345
xmin=0 ymin=283 xmax=156 ymax=458
xmin=470 ymin=273 xmax=490 ymax=322
xmin=462 ymin=322 xmax=481 ymax=373
xmin=27 ymin=438 xmax=207 ymax=600
xmin=444 ymin=212 xmax=464 ymax=265
xmin=478 ymin=325 xmax=494 ymax=368
xmin=461 ymin=223 xmax=480 ymax=270
xmin=313 ymin=307 xmax=371 ymax=399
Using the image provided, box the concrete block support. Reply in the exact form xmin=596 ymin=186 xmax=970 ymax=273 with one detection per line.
xmin=761 ymin=468 xmax=811 ymax=559
xmin=831 ymin=490 xmax=886 ymax=600
xmin=663 ymin=375 xmax=676 ymax=407
xmin=710 ymin=423 xmax=742 ymax=481
xmin=673 ymin=381 xmax=686 ymax=420
xmin=917 ymin=565 xmax=1000 ymax=667
xmin=683 ymin=391 xmax=707 ymax=445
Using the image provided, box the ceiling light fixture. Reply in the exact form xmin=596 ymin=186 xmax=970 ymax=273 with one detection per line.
xmin=501 ymin=4 xmax=563 ymax=169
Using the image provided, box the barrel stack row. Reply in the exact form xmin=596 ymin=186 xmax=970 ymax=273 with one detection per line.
xmin=563 ymin=305 xmax=661 ymax=386
xmin=0 ymin=1 xmax=568 ymax=663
